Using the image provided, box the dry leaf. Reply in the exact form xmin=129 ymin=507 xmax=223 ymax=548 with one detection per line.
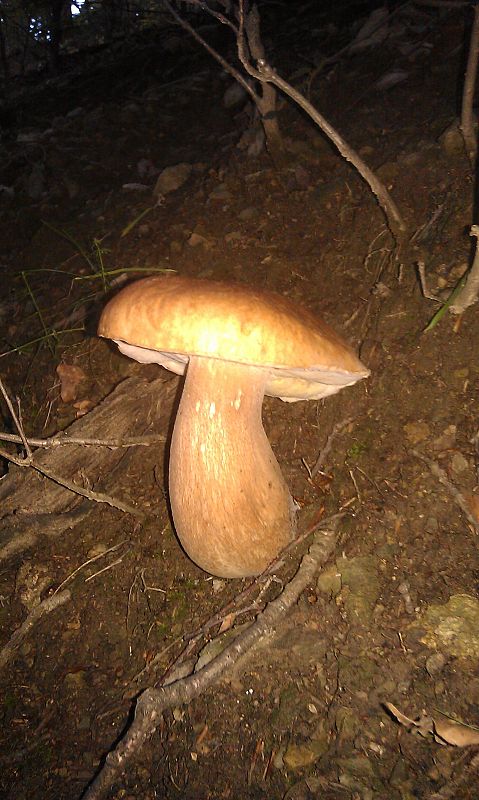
xmin=434 ymin=715 xmax=479 ymax=746
xmin=56 ymin=363 xmax=87 ymax=403
xmin=73 ymin=398 xmax=94 ymax=417
xmin=385 ymin=702 xmax=479 ymax=746
xmin=218 ymin=612 xmax=236 ymax=633
xmin=385 ymin=702 xmax=434 ymax=738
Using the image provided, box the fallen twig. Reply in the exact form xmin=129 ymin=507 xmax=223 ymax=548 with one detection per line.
xmin=460 ymin=3 xmax=479 ymax=166
xmin=0 ymin=432 xmax=165 ymax=449
xmin=412 ymin=449 xmax=479 ymax=533
xmin=0 ymin=590 xmax=71 ymax=670
xmin=311 ymin=417 xmax=353 ymax=478
xmin=83 ymin=526 xmax=338 ymax=800
xmin=54 ymin=540 xmax=129 ymax=595
xmin=0 ymin=444 xmax=145 ymax=518
xmin=165 ymin=0 xmax=406 ymax=242
xmin=0 ymin=508 xmax=90 ymax=565
xmin=417 ymin=261 xmax=441 ymax=302
xmin=129 ymin=512 xmax=344 ymax=689
xmin=0 ymin=376 xmax=145 ymax=519
xmin=236 ymin=2 xmax=405 ymax=240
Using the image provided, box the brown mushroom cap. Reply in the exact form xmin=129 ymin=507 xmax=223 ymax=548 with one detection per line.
xmin=98 ymin=275 xmax=369 ymax=400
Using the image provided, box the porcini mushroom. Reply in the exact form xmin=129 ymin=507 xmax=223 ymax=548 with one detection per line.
xmin=98 ymin=275 xmax=369 ymax=578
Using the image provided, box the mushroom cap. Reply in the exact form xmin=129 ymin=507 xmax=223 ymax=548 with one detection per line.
xmin=98 ymin=275 xmax=369 ymax=401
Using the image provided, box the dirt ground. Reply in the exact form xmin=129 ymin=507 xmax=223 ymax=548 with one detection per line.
xmin=1 ymin=5 xmax=479 ymax=799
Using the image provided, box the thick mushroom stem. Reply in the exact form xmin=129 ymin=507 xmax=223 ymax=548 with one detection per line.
xmin=169 ymin=356 xmax=296 ymax=578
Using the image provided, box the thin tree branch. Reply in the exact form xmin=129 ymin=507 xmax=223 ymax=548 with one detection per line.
xmin=82 ymin=526 xmax=338 ymax=800
xmin=162 ymin=0 xmax=259 ymax=103
xmin=0 ymin=376 xmax=145 ymax=519
xmin=235 ymin=13 xmax=406 ymax=240
xmin=0 ymin=444 xmax=145 ymax=518
xmin=0 ymin=431 xmax=165 ymax=449
xmin=460 ymin=3 xmax=479 ymax=166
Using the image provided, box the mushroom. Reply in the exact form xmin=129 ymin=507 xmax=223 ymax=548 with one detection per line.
xmin=98 ymin=275 xmax=369 ymax=578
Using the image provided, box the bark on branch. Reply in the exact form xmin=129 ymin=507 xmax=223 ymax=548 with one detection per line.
xmin=82 ymin=526 xmax=338 ymax=800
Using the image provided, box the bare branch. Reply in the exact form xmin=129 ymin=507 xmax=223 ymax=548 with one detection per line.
xmin=162 ymin=0 xmax=259 ymax=103
xmin=460 ymin=3 xmax=479 ymax=166
xmin=0 ymin=444 xmax=145 ymax=518
xmin=0 ymin=431 xmax=165 ymax=449
xmin=0 ymin=375 xmax=146 ymax=519
xmin=235 ymin=42 xmax=406 ymax=238
xmin=82 ymin=526 xmax=338 ymax=800
xmin=0 ymin=378 xmax=31 ymax=457
xmin=412 ymin=449 xmax=479 ymax=533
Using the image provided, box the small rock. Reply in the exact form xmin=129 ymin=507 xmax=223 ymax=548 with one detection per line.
xmin=424 ymin=516 xmax=439 ymax=533
xmin=335 ymin=707 xmax=360 ymax=742
xmin=403 ymin=421 xmax=430 ymax=444
xmin=270 ymin=685 xmax=305 ymax=729
xmin=122 ymin=183 xmax=149 ymax=192
xmin=224 ymin=231 xmax=242 ymax=243
xmin=223 ymin=82 xmax=249 ymax=109
xmin=337 ymin=755 xmax=375 ymax=780
xmin=26 ymin=162 xmax=46 ymax=199
xmin=87 ymin=544 xmax=109 ymax=559
xmin=188 ymin=232 xmax=214 ymax=249
xmin=432 ymin=424 xmax=457 ymax=451
xmin=208 ymin=183 xmax=233 ymax=201
xmin=282 ymin=779 xmax=312 ymax=800
xmin=292 ymin=164 xmax=311 ymax=189
xmin=375 ymin=69 xmax=408 ymax=91
xmin=438 ymin=122 xmax=465 ymax=157
xmin=398 ymin=151 xmax=422 ymax=166
xmin=17 ymin=130 xmax=43 ymax=143
xmin=15 ymin=562 xmax=52 ymax=610
xmin=64 ymin=671 xmax=88 ymax=690
xmin=425 ymin=652 xmax=446 ymax=676
xmin=283 ymin=739 xmax=327 ymax=770
xmin=376 ymin=160 xmax=399 ymax=182
xmin=78 ymin=714 xmax=92 ymax=730
xmin=336 ymin=555 xmax=381 ymax=624
xmin=153 ymin=162 xmax=192 ymax=196
xmin=237 ymin=126 xmax=265 ymax=157
xmin=450 ymin=452 xmax=469 ymax=475
xmin=137 ymin=159 xmax=157 ymax=179
xmin=453 ymin=367 xmax=469 ymax=382
xmin=411 ymin=594 xmax=479 ymax=659
xmin=316 ymin=565 xmax=342 ymax=596
xmin=238 ymin=207 xmax=256 ymax=220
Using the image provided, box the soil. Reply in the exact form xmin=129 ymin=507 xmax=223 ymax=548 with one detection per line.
xmin=1 ymin=5 xmax=479 ymax=800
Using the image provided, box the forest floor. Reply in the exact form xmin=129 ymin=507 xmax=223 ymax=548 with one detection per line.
xmin=1 ymin=5 xmax=479 ymax=800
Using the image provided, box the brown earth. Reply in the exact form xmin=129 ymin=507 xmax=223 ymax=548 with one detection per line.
xmin=1 ymin=6 xmax=479 ymax=800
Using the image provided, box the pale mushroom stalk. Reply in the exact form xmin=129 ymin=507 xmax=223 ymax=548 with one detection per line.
xmin=169 ymin=356 xmax=295 ymax=578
